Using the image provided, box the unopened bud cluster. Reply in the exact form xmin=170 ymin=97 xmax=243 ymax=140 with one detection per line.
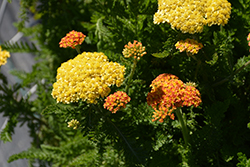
xmin=122 ymin=40 xmax=146 ymax=60
xmin=175 ymin=39 xmax=203 ymax=55
xmin=67 ymin=119 xmax=80 ymax=129
xmin=59 ymin=30 xmax=86 ymax=49
xmin=154 ymin=0 xmax=231 ymax=34
xmin=103 ymin=91 xmax=131 ymax=113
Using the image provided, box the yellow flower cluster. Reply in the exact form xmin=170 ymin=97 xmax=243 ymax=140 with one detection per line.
xmin=67 ymin=119 xmax=80 ymax=129
xmin=154 ymin=0 xmax=231 ymax=34
xmin=175 ymin=38 xmax=203 ymax=55
xmin=0 ymin=46 xmax=10 ymax=67
xmin=52 ymin=52 xmax=126 ymax=104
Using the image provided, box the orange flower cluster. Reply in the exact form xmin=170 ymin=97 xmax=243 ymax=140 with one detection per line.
xmin=175 ymin=38 xmax=203 ymax=55
xmin=103 ymin=91 xmax=131 ymax=113
xmin=122 ymin=40 xmax=146 ymax=60
xmin=147 ymin=73 xmax=201 ymax=123
xmin=59 ymin=30 xmax=86 ymax=49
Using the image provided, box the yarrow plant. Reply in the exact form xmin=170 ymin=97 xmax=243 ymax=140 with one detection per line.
xmin=67 ymin=119 xmax=80 ymax=129
xmin=122 ymin=40 xmax=146 ymax=60
xmin=59 ymin=30 xmax=86 ymax=49
xmin=103 ymin=91 xmax=131 ymax=113
xmin=4 ymin=1 xmax=250 ymax=166
xmin=51 ymin=52 xmax=126 ymax=104
xmin=154 ymin=0 xmax=231 ymax=34
xmin=175 ymin=38 xmax=203 ymax=55
xmin=0 ymin=46 xmax=10 ymax=67
xmin=147 ymin=73 xmax=202 ymax=123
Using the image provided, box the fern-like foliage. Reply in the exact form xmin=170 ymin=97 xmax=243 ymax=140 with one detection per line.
xmin=0 ymin=81 xmax=22 ymax=143
xmin=8 ymin=134 xmax=99 ymax=166
xmin=237 ymin=152 xmax=250 ymax=167
xmin=1 ymin=41 xmax=38 ymax=53
xmin=8 ymin=147 xmax=66 ymax=164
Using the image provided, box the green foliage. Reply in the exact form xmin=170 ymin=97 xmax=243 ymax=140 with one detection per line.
xmin=1 ymin=41 xmax=38 ymax=53
xmin=237 ymin=152 xmax=250 ymax=167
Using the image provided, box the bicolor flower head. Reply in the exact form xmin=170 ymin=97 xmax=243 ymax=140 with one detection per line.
xmin=122 ymin=40 xmax=146 ymax=60
xmin=247 ymin=33 xmax=250 ymax=51
xmin=0 ymin=46 xmax=10 ymax=67
xmin=52 ymin=52 xmax=126 ymax=104
xmin=154 ymin=0 xmax=231 ymax=34
xmin=147 ymin=73 xmax=201 ymax=123
xmin=103 ymin=91 xmax=131 ymax=113
xmin=175 ymin=39 xmax=203 ymax=55
xmin=59 ymin=30 xmax=86 ymax=49
xmin=67 ymin=119 xmax=80 ymax=129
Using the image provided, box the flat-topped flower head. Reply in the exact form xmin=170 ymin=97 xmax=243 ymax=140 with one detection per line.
xmin=59 ymin=30 xmax=86 ymax=49
xmin=103 ymin=91 xmax=131 ymax=113
xmin=51 ymin=52 xmax=126 ymax=104
xmin=0 ymin=46 xmax=10 ymax=67
xmin=154 ymin=0 xmax=231 ymax=34
xmin=147 ymin=73 xmax=201 ymax=122
xmin=175 ymin=39 xmax=203 ymax=55
xmin=67 ymin=119 xmax=80 ymax=129
xmin=122 ymin=40 xmax=146 ymax=60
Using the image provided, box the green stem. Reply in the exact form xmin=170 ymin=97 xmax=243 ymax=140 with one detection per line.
xmin=175 ymin=107 xmax=189 ymax=147
xmin=75 ymin=45 xmax=81 ymax=54
xmin=93 ymin=103 xmax=142 ymax=163
xmin=189 ymin=54 xmax=201 ymax=81
xmin=124 ymin=59 xmax=137 ymax=93
xmin=106 ymin=117 xmax=142 ymax=163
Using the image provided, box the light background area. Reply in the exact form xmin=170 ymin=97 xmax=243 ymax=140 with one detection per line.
xmin=0 ymin=0 xmax=36 ymax=166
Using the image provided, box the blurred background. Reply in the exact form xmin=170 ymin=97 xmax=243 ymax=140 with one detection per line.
xmin=0 ymin=0 xmax=35 ymax=166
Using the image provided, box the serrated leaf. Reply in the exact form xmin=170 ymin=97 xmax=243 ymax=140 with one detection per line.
xmin=205 ymin=53 xmax=218 ymax=65
xmin=234 ymin=55 xmax=250 ymax=72
xmin=116 ymin=15 xmax=135 ymax=33
xmin=247 ymin=122 xmax=250 ymax=129
xmin=1 ymin=41 xmax=38 ymax=53
xmin=42 ymin=104 xmax=64 ymax=115
xmin=152 ymin=51 xmax=169 ymax=58
xmin=0 ymin=117 xmax=18 ymax=143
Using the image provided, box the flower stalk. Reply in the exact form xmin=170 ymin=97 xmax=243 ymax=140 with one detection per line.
xmin=125 ymin=58 xmax=137 ymax=93
xmin=175 ymin=107 xmax=190 ymax=147
xmin=212 ymin=59 xmax=250 ymax=87
xmin=75 ymin=45 xmax=81 ymax=54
